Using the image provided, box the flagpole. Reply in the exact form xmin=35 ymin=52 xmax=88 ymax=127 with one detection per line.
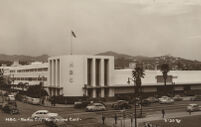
xmin=70 ymin=30 xmax=72 ymax=55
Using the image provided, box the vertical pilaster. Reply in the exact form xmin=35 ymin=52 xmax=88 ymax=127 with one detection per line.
xmin=101 ymin=88 xmax=105 ymax=98
xmin=92 ymin=58 xmax=96 ymax=87
xmin=92 ymin=89 xmax=96 ymax=98
xmin=84 ymin=58 xmax=88 ymax=86
xmin=55 ymin=59 xmax=58 ymax=87
xmin=109 ymin=88 xmax=114 ymax=97
xmin=51 ymin=60 xmax=54 ymax=86
xmin=100 ymin=59 xmax=104 ymax=86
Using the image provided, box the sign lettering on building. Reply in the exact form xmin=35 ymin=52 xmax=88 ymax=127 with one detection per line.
xmin=69 ymin=62 xmax=74 ymax=83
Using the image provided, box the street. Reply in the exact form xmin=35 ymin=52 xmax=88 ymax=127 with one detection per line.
xmin=1 ymin=100 xmax=201 ymax=127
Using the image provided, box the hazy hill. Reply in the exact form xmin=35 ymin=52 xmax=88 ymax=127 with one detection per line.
xmin=97 ymin=51 xmax=201 ymax=70
xmin=97 ymin=51 xmax=133 ymax=59
xmin=0 ymin=54 xmax=48 ymax=66
xmin=0 ymin=51 xmax=201 ymax=70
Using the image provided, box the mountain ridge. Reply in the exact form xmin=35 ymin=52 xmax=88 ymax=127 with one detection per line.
xmin=0 ymin=54 xmax=48 ymax=65
xmin=0 ymin=52 xmax=200 ymax=70
xmin=97 ymin=51 xmax=201 ymax=70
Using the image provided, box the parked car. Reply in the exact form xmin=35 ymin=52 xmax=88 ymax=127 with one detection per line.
xmin=145 ymin=97 xmax=159 ymax=103
xmin=191 ymin=95 xmax=201 ymax=101
xmin=141 ymin=99 xmax=151 ymax=106
xmin=44 ymin=115 xmax=67 ymax=127
xmin=26 ymin=96 xmax=40 ymax=105
xmin=186 ymin=104 xmax=201 ymax=112
xmin=21 ymin=95 xmax=28 ymax=103
xmin=159 ymin=96 xmax=174 ymax=104
xmin=112 ymin=100 xmax=132 ymax=110
xmin=2 ymin=104 xmax=19 ymax=115
xmin=128 ymin=98 xmax=140 ymax=104
xmin=8 ymin=95 xmax=15 ymax=101
xmin=74 ymin=101 xmax=91 ymax=109
xmin=173 ymin=95 xmax=183 ymax=101
xmin=184 ymin=91 xmax=195 ymax=96
xmin=31 ymin=98 xmax=40 ymax=105
xmin=31 ymin=110 xmax=58 ymax=120
xmin=0 ymin=95 xmax=4 ymax=108
xmin=86 ymin=103 xmax=106 ymax=112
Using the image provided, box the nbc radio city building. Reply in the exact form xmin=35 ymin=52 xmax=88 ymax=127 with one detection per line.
xmin=3 ymin=55 xmax=201 ymax=98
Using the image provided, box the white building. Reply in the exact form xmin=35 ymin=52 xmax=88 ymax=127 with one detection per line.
xmin=2 ymin=55 xmax=201 ymax=98
xmin=8 ymin=62 xmax=48 ymax=86
xmin=48 ymin=55 xmax=114 ymax=98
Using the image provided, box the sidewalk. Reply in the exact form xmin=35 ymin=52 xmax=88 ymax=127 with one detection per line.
xmin=138 ymin=111 xmax=201 ymax=123
xmin=103 ymin=111 xmax=201 ymax=127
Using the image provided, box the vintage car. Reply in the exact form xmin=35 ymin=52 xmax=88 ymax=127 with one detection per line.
xmin=159 ymin=96 xmax=174 ymax=104
xmin=190 ymin=95 xmax=201 ymax=101
xmin=186 ymin=104 xmax=201 ymax=112
xmin=86 ymin=103 xmax=106 ymax=112
xmin=112 ymin=100 xmax=132 ymax=110
xmin=145 ymin=97 xmax=159 ymax=103
xmin=173 ymin=95 xmax=183 ymax=101
xmin=31 ymin=110 xmax=58 ymax=120
xmin=74 ymin=101 xmax=91 ymax=109
xmin=44 ymin=115 xmax=67 ymax=127
xmin=2 ymin=104 xmax=19 ymax=115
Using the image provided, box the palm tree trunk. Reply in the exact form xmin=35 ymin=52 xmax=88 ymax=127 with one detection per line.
xmin=164 ymin=79 xmax=167 ymax=95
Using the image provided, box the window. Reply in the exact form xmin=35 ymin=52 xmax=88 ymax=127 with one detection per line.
xmin=156 ymin=75 xmax=173 ymax=83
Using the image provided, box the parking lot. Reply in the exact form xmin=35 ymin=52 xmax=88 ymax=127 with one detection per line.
xmin=0 ymin=101 xmax=99 ymax=127
xmin=1 ymin=95 xmax=201 ymax=127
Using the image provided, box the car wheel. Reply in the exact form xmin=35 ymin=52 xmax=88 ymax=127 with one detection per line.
xmin=34 ymin=116 xmax=39 ymax=120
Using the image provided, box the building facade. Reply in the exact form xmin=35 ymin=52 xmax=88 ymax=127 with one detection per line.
xmin=48 ymin=55 xmax=114 ymax=98
xmin=1 ymin=55 xmax=201 ymax=98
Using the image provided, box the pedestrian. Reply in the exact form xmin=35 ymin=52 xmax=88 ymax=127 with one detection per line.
xmin=188 ymin=110 xmax=191 ymax=115
xmin=147 ymin=123 xmax=151 ymax=127
xmin=114 ymin=113 xmax=117 ymax=124
xmin=161 ymin=109 xmax=165 ymax=118
xmin=52 ymin=95 xmax=56 ymax=106
xmin=102 ymin=114 xmax=105 ymax=124
xmin=50 ymin=97 xmax=53 ymax=106
xmin=143 ymin=122 xmax=147 ymax=127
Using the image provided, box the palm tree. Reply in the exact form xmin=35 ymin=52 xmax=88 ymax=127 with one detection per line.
xmin=132 ymin=65 xmax=145 ymax=95
xmin=160 ymin=64 xmax=170 ymax=95
xmin=160 ymin=64 xmax=170 ymax=86
xmin=132 ymin=64 xmax=145 ymax=119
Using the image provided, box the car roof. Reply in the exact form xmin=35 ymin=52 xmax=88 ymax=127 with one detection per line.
xmin=48 ymin=113 xmax=58 ymax=116
xmin=161 ymin=96 xmax=169 ymax=97
xmin=117 ymin=100 xmax=127 ymax=102
xmin=189 ymin=104 xmax=198 ymax=106
xmin=35 ymin=110 xmax=49 ymax=113
xmin=93 ymin=103 xmax=103 ymax=105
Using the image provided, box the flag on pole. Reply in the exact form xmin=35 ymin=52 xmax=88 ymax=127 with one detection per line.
xmin=71 ymin=30 xmax=76 ymax=38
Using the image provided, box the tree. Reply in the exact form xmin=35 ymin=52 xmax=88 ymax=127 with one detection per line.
xmin=131 ymin=64 xmax=145 ymax=121
xmin=160 ymin=64 xmax=170 ymax=86
xmin=26 ymin=83 xmax=48 ymax=98
xmin=160 ymin=63 xmax=170 ymax=95
xmin=0 ymin=69 xmax=12 ymax=91
xmin=132 ymin=65 xmax=145 ymax=96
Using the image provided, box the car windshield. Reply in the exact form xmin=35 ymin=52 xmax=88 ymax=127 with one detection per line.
xmin=94 ymin=103 xmax=102 ymax=106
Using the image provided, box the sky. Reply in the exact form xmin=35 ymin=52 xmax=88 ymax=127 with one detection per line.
xmin=0 ymin=0 xmax=201 ymax=60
